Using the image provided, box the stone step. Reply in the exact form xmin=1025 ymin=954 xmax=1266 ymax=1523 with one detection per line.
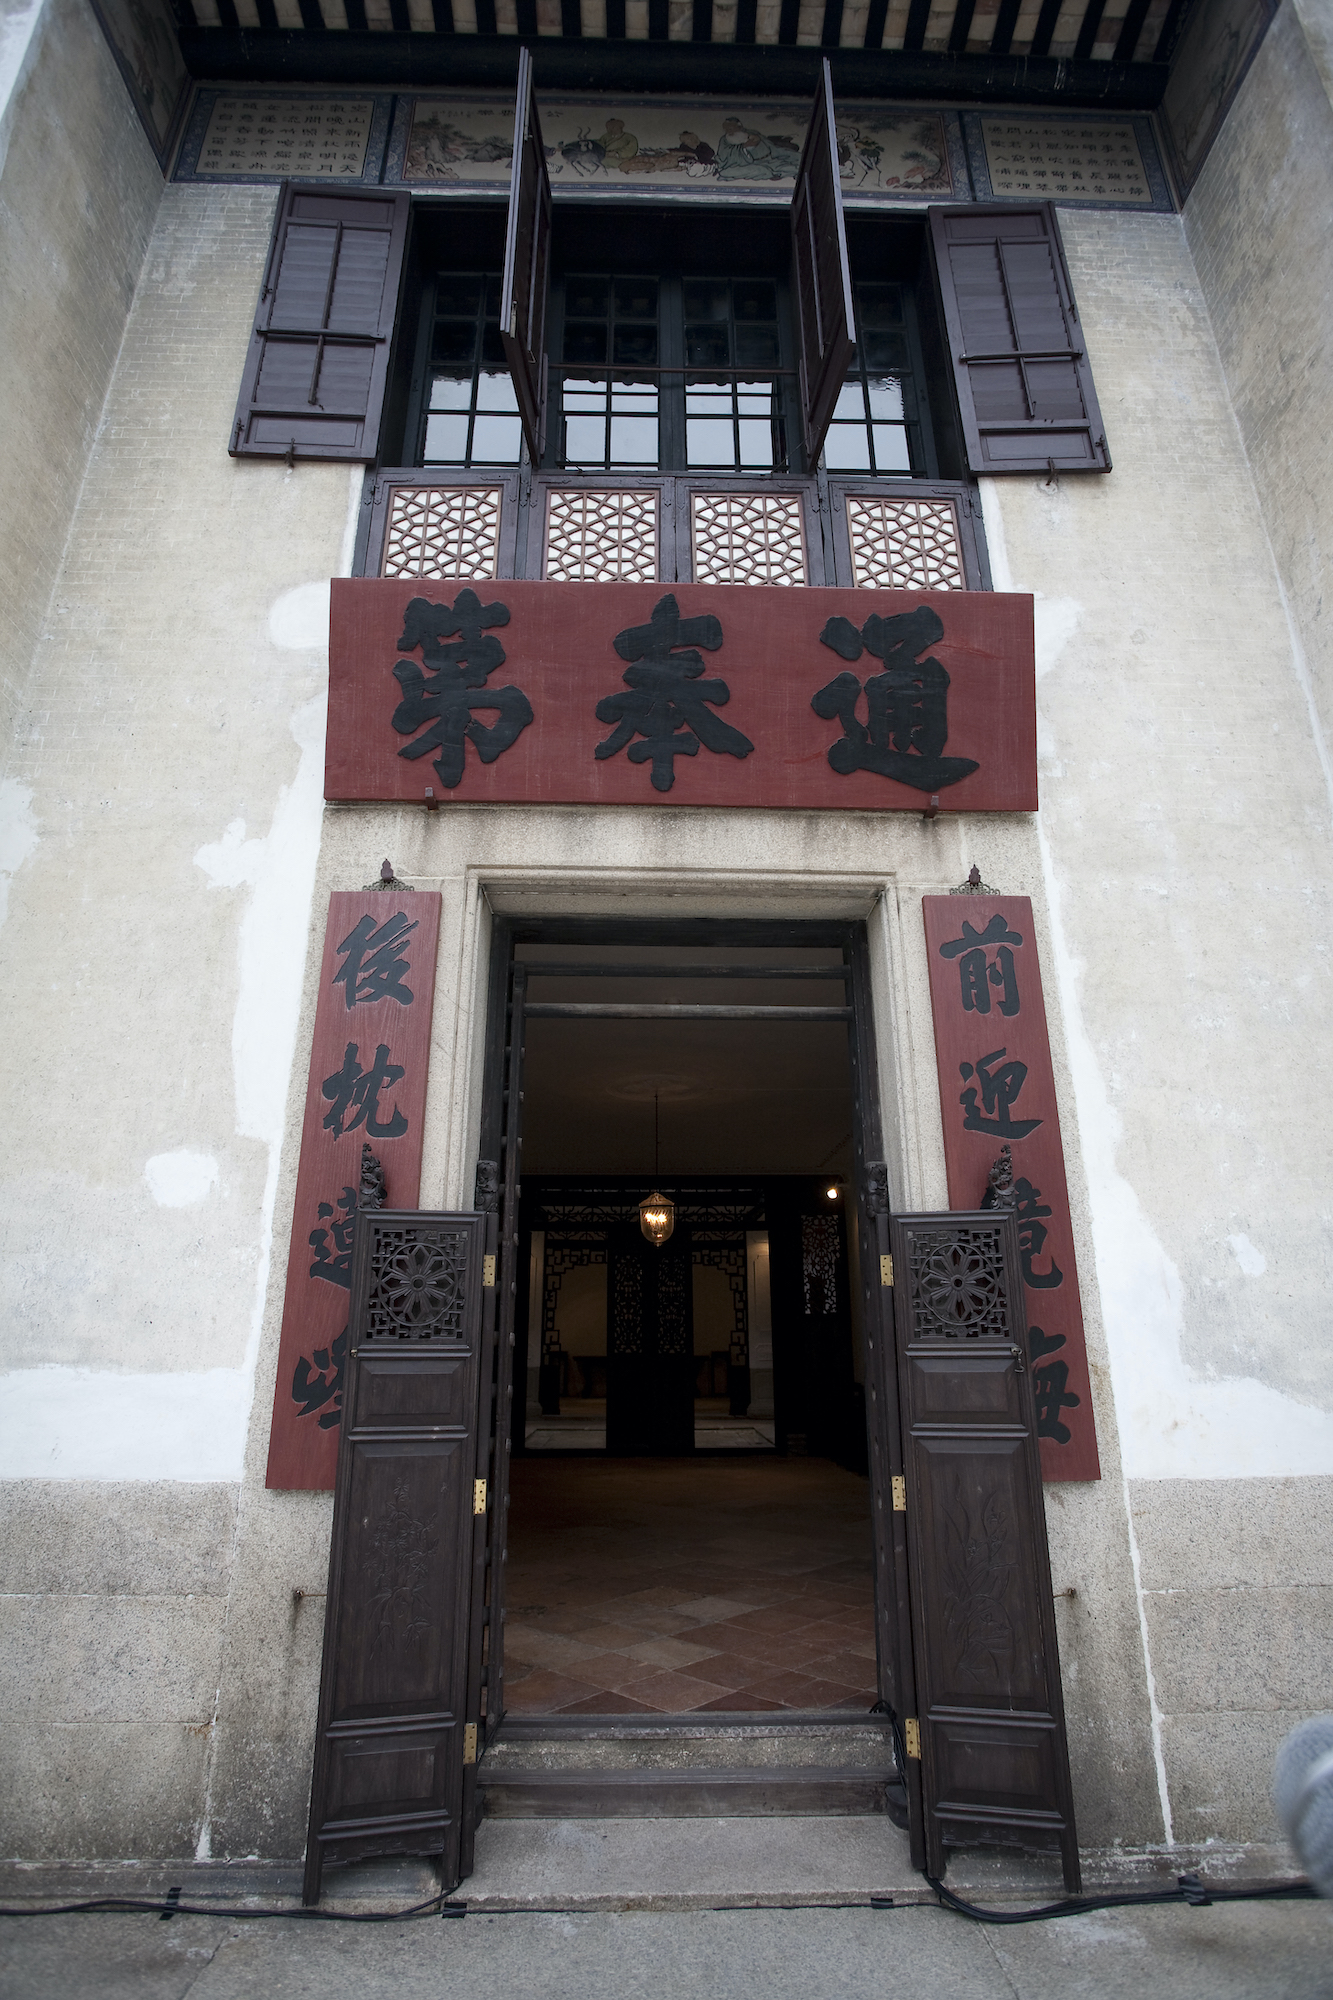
xmin=479 ymin=1717 xmax=902 ymax=1819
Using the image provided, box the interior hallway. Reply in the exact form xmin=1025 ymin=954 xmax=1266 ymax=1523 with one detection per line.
xmin=503 ymin=1457 xmax=878 ymax=1715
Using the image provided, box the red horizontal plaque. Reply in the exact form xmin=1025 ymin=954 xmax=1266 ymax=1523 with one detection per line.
xmin=327 ymin=578 xmax=1036 ymax=814
xmin=266 ymin=889 xmax=441 ymax=1492
xmin=923 ymin=895 xmax=1100 ymax=1483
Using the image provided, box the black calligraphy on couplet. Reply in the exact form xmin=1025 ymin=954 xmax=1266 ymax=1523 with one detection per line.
xmin=595 ymin=593 xmax=753 ymax=793
xmin=938 ymin=912 xmax=1023 ymax=1018
xmin=293 ymin=1147 xmax=390 ymax=1431
xmin=812 ymin=605 xmax=978 ymax=794
xmin=332 ymin=911 xmax=417 ymax=1009
xmin=391 ymin=589 xmax=534 ymax=790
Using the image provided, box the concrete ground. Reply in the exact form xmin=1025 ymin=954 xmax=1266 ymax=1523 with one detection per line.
xmin=1 ymin=1820 xmax=1327 ymax=2000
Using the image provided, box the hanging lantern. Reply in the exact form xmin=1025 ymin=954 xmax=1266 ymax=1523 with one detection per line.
xmin=639 ymin=1190 xmax=675 ymax=1248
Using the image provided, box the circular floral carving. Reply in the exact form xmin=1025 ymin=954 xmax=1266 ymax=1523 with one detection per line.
xmin=913 ymin=1232 xmax=1006 ymax=1338
xmin=366 ymin=1230 xmax=466 ymax=1341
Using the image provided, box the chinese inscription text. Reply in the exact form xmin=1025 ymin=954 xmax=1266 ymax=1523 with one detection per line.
xmin=595 ymin=593 xmax=753 ymax=793
xmin=813 ymin=605 xmax=978 ymax=793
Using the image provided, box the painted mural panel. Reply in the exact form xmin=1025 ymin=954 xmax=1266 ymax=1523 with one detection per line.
xmin=89 ymin=0 xmax=190 ymax=165
xmin=1160 ymin=0 xmax=1280 ymax=195
xmin=923 ymin=895 xmax=1100 ymax=1484
xmin=387 ymin=94 xmax=958 ymax=204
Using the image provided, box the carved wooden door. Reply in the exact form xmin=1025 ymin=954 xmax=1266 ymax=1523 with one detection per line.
xmin=303 ymin=1208 xmax=490 ymax=1905
xmin=606 ymin=1223 xmax=694 ymax=1455
xmin=888 ymin=1208 xmax=1081 ymax=1890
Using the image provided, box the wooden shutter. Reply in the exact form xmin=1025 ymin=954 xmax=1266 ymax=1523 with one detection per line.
xmin=929 ymin=204 xmax=1110 ymax=475
xmin=499 ymin=48 xmax=552 ymax=466
xmin=790 ymin=59 xmax=857 ymax=472
xmin=231 ymin=183 xmax=410 ymax=461
xmin=888 ymin=1207 xmax=1081 ymax=1891
xmin=303 ymin=1207 xmax=489 ymax=1905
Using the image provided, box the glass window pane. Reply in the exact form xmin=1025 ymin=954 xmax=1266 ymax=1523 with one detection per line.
xmin=734 ymin=325 xmax=779 ymax=367
xmin=480 ymin=322 xmax=506 ymax=368
xmin=734 ymin=281 xmax=776 ymax=321
xmin=564 ymin=322 xmax=608 ymax=366
xmin=476 ymin=370 xmax=519 ymax=412
xmin=613 ymin=277 xmax=658 ymax=320
xmin=857 ymin=285 xmax=904 ymax=327
xmin=562 ymin=379 xmax=609 ymax=407
xmin=687 ymin=417 xmax=737 ymax=466
xmin=683 ymin=279 xmax=728 ymax=321
xmin=867 ymin=376 xmax=905 ymax=421
xmin=822 ymin=425 xmax=871 ymax=470
xmin=429 ymin=375 xmax=473 ymax=411
xmin=610 ymin=384 xmax=659 ymax=412
xmin=686 ymin=381 xmax=731 ymax=412
xmin=565 ymin=276 xmax=609 ymax=317
xmin=613 ymin=325 xmax=658 ymax=367
xmin=737 ymin=418 xmax=774 ymax=467
xmin=833 ymin=381 xmax=866 ymax=420
xmin=609 ymin=415 xmax=659 ymax=464
xmin=685 ymin=327 xmax=729 ymax=367
xmin=862 ymin=330 xmax=909 ymax=372
xmin=423 ymin=412 xmax=470 ymax=462
xmin=736 ymin=383 xmax=773 ymax=415
xmin=436 ymin=275 xmax=482 ymax=317
xmin=564 ymin=414 xmax=608 ymax=465
xmin=432 ymin=323 xmax=476 ymax=368
xmin=872 ymin=424 xmax=911 ymax=472
xmin=470 ymin=413 xmax=523 ymax=463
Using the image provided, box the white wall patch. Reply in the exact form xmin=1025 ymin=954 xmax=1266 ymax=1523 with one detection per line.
xmin=1228 ymin=1232 xmax=1267 ymax=1277
xmin=145 ymin=1150 xmax=220 ymax=1208
xmin=0 ymin=776 xmax=38 ymax=929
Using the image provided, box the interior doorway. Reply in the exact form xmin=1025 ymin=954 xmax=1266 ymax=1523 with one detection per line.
xmin=487 ymin=929 xmax=891 ymax=1721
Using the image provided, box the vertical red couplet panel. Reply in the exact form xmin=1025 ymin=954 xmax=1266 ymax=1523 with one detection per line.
xmin=266 ymin=890 xmax=442 ymax=1491
xmin=923 ymin=895 xmax=1100 ymax=1482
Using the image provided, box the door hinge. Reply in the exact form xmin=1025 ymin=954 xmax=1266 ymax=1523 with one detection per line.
xmin=891 ymin=1475 xmax=906 ymax=1512
xmin=880 ymin=1254 xmax=894 ymax=1287
xmin=462 ymin=1723 xmax=478 ymax=1765
xmin=482 ymin=1254 xmax=496 ymax=1288
xmin=474 ymin=1479 xmax=487 ymax=1516
xmin=904 ymin=1718 xmax=921 ymax=1760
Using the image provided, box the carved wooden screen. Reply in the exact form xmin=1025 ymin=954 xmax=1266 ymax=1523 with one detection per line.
xmin=606 ymin=1224 xmax=694 ymax=1455
xmin=303 ymin=1208 xmax=489 ymax=1905
xmin=790 ymin=60 xmax=857 ymax=473
xmin=888 ymin=1208 xmax=1080 ymax=1890
xmin=499 ymin=47 xmax=552 ymax=466
xmin=231 ymin=183 xmax=410 ymax=461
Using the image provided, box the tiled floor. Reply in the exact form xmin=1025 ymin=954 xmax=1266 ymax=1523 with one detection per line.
xmin=503 ymin=1456 xmax=878 ymax=1715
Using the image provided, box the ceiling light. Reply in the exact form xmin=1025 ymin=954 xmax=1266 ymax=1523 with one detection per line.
xmin=639 ymin=1191 xmax=676 ymax=1247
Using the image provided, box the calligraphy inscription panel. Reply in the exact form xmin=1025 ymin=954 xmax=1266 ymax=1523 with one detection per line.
xmin=266 ymin=891 xmax=442 ymax=1493
xmin=327 ymin=579 xmax=1036 ymax=814
xmin=980 ymin=118 xmax=1154 ymax=205
xmin=196 ymin=96 xmax=374 ymax=178
xmin=922 ymin=896 xmax=1100 ymax=1483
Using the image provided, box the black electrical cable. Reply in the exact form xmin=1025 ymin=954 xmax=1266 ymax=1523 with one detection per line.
xmin=922 ymin=1871 xmax=1318 ymax=1924
xmin=0 ymin=1892 xmax=467 ymax=1923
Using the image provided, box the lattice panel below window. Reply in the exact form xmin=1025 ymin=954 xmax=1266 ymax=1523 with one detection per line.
xmin=381 ymin=485 xmax=502 ymax=580
xmin=544 ymin=489 xmax=659 ymax=582
xmin=846 ymin=497 xmax=965 ymax=590
xmin=690 ymin=493 xmax=807 ymax=586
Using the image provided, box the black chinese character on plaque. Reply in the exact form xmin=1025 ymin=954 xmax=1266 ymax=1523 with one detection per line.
xmin=938 ymin=912 xmax=1023 ymax=1017
xmin=1028 ymin=1324 xmax=1080 ymax=1444
xmin=332 ymin=911 xmax=418 ymax=1010
xmin=321 ymin=1041 xmax=409 ymax=1140
xmin=391 ymin=590 xmax=533 ymax=789
xmin=959 ymin=1047 xmax=1043 ymax=1139
xmin=292 ymin=1145 xmax=387 ymax=1430
xmin=812 ymin=605 xmax=978 ymax=793
xmin=595 ymin=593 xmax=754 ymax=793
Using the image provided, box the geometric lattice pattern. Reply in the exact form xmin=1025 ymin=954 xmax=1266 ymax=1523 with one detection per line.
xmin=381 ymin=484 xmax=502 ymax=580
xmin=690 ymin=492 xmax=807 ymax=585
xmin=364 ymin=1225 xmax=469 ymax=1343
xmin=800 ymin=1214 xmax=839 ymax=1317
xmin=544 ymin=488 xmax=659 ymax=582
xmin=908 ymin=1226 xmax=1010 ymax=1340
xmin=846 ymin=496 xmax=966 ymax=590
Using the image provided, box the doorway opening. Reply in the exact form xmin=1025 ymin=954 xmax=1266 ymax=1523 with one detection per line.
xmin=497 ymin=932 xmax=883 ymax=1720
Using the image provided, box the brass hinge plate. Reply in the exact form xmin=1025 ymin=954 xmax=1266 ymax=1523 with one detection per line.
xmin=474 ymin=1479 xmax=487 ymax=1516
xmin=880 ymin=1253 xmax=894 ymax=1287
xmin=891 ymin=1475 xmax=906 ymax=1512
xmin=482 ymin=1254 xmax=496 ymax=1288
xmin=904 ymin=1717 xmax=921 ymax=1760
xmin=462 ymin=1723 xmax=478 ymax=1765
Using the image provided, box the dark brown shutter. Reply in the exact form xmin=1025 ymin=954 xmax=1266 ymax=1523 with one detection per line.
xmin=928 ymin=204 xmax=1110 ymax=475
xmin=888 ymin=1207 xmax=1081 ymax=1891
xmin=499 ymin=48 xmax=552 ymax=466
xmin=790 ymin=58 xmax=857 ymax=472
xmin=231 ymin=183 xmax=410 ymax=461
xmin=303 ymin=1207 xmax=488 ymax=1905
